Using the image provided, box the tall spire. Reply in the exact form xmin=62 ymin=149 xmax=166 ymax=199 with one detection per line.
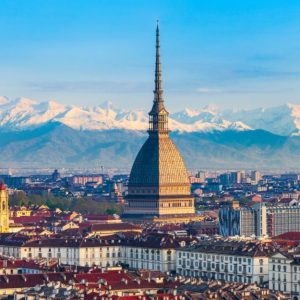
xmin=154 ymin=20 xmax=163 ymax=103
xmin=149 ymin=21 xmax=169 ymax=134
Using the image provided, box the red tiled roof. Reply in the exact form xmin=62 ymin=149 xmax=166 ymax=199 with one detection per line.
xmin=91 ymin=223 xmax=140 ymax=232
xmin=75 ymin=270 xmax=132 ymax=284
xmin=0 ymin=259 xmax=43 ymax=270
xmin=12 ymin=216 xmax=46 ymax=224
xmin=273 ymin=231 xmax=300 ymax=241
xmin=84 ymin=215 xmax=117 ymax=221
xmin=0 ymin=272 xmax=75 ymax=289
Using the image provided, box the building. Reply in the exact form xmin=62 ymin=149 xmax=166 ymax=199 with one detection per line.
xmin=176 ymin=239 xmax=276 ymax=286
xmin=219 ymin=202 xmax=300 ymax=238
xmin=230 ymin=171 xmax=243 ymax=184
xmin=267 ymin=205 xmax=300 ymax=237
xmin=0 ymin=175 xmax=30 ymax=189
xmin=268 ymin=251 xmax=300 ymax=298
xmin=21 ymin=238 xmax=122 ymax=268
xmin=0 ymin=182 xmax=9 ymax=233
xmin=90 ymin=222 xmax=142 ymax=236
xmin=18 ymin=234 xmax=195 ymax=272
xmin=251 ymin=170 xmax=262 ymax=184
xmin=122 ymin=234 xmax=195 ymax=272
xmin=51 ymin=169 xmax=61 ymax=181
xmin=68 ymin=174 xmax=103 ymax=186
xmin=125 ymin=24 xmax=195 ymax=217
xmin=219 ymin=202 xmax=267 ymax=237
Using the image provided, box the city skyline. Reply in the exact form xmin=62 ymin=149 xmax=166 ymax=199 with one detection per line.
xmin=1 ymin=0 xmax=300 ymax=111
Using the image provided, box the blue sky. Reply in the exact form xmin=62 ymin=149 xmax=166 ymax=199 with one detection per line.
xmin=1 ymin=0 xmax=300 ymax=111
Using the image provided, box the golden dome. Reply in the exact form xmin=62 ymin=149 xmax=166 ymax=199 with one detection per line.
xmin=128 ymin=134 xmax=190 ymax=192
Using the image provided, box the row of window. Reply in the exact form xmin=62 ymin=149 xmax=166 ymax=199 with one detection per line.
xmin=177 ymin=269 xmax=263 ymax=284
xmin=178 ymin=252 xmax=253 ymax=265
xmin=177 ymin=260 xmax=258 ymax=274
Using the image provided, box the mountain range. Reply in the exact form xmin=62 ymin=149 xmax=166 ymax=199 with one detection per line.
xmin=1 ymin=96 xmax=300 ymax=170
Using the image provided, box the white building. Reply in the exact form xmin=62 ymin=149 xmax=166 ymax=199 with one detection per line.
xmin=176 ymin=240 xmax=276 ymax=286
xmin=269 ymin=251 xmax=300 ymax=299
xmin=21 ymin=238 xmax=122 ymax=268
xmin=17 ymin=234 xmax=196 ymax=272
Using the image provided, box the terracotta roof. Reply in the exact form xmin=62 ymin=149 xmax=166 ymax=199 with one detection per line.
xmin=84 ymin=214 xmax=118 ymax=221
xmin=12 ymin=216 xmax=46 ymax=224
xmin=0 ymin=272 xmax=74 ymax=289
xmin=91 ymin=223 xmax=141 ymax=232
xmin=181 ymin=240 xmax=277 ymax=257
xmin=123 ymin=233 xmax=196 ymax=249
xmin=273 ymin=231 xmax=300 ymax=241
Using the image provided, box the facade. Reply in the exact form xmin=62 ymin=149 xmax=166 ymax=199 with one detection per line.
xmin=251 ymin=170 xmax=262 ymax=184
xmin=68 ymin=174 xmax=103 ymax=186
xmin=0 ymin=182 xmax=9 ymax=233
xmin=21 ymin=238 xmax=122 ymax=267
xmin=219 ymin=202 xmax=300 ymax=238
xmin=121 ymin=234 xmax=189 ymax=272
xmin=267 ymin=205 xmax=300 ymax=237
xmin=18 ymin=234 xmax=194 ymax=272
xmin=176 ymin=240 xmax=275 ymax=286
xmin=268 ymin=251 xmax=300 ymax=299
xmin=219 ymin=202 xmax=267 ymax=237
xmin=125 ymin=24 xmax=195 ymax=217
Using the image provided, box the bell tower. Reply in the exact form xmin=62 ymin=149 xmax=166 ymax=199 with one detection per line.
xmin=0 ymin=182 xmax=9 ymax=233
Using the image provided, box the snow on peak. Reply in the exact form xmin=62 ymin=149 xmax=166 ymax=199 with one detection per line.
xmin=1 ymin=96 xmax=300 ymax=135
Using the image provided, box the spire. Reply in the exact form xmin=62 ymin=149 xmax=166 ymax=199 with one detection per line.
xmin=154 ymin=20 xmax=163 ymax=103
xmin=148 ymin=21 xmax=169 ymax=134
xmin=0 ymin=181 xmax=5 ymax=191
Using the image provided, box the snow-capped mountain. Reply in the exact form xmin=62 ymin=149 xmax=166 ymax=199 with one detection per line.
xmin=1 ymin=96 xmax=300 ymax=136
xmin=1 ymin=97 xmax=300 ymax=169
xmin=221 ymin=103 xmax=300 ymax=136
xmin=0 ymin=97 xmax=251 ymax=133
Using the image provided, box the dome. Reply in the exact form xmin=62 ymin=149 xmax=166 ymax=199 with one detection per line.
xmin=129 ymin=134 xmax=190 ymax=190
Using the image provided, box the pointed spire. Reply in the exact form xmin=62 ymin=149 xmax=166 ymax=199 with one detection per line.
xmin=0 ymin=181 xmax=5 ymax=191
xmin=154 ymin=20 xmax=163 ymax=103
xmin=148 ymin=21 xmax=169 ymax=134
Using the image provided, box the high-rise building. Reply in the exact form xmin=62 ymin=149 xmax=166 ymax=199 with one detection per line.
xmin=124 ymin=24 xmax=195 ymax=217
xmin=230 ymin=171 xmax=243 ymax=184
xmin=0 ymin=182 xmax=9 ymax=233
xmin=218 ymin=202 xmax=266 ymax=237
xmin=196 ymin=171 xmax=206 ymax=183
xmin=219 ymin=202 xmax=300 ymax=238
xmin=267 ymin=206 xmax=300 ymax=237
xmin=251 ymin=170 xmax=261 ymax=184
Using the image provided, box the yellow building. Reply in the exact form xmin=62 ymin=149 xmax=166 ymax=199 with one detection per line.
xmin=0 ymin=182 xmax=9 ymax=233
xmin=15 ymin=206 xmax=31 ymax=217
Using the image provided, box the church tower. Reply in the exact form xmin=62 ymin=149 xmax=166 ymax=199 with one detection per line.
xmin=125 ymin=23 xmax=195 ymax=217
xmin=0 ymin=182 xmax=9 ymax=233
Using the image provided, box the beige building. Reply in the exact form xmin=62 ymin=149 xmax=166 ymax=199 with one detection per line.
xmin=125 ymin=24 xmax=195 ymax=217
